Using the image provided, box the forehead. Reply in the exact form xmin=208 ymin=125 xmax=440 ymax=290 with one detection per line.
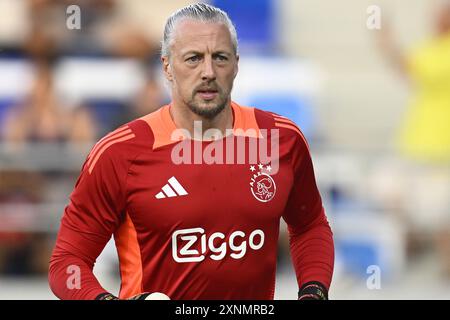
xmin=171 ymin=19 xmax=234 ymax=54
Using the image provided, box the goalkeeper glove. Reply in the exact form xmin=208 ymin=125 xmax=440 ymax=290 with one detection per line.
xmin=96 ymin=292 xmax=170 ymax=300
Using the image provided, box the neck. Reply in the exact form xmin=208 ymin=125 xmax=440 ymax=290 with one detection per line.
xmin=169 ymin=99 xmax=234 ymax=140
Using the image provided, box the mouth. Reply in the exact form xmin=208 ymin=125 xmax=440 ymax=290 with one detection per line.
xmin=196 ymin=88 xmax=218 ymax=101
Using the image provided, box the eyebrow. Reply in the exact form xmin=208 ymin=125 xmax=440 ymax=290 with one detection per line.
xmin=181 ymin=50 xmax=232 ymax=57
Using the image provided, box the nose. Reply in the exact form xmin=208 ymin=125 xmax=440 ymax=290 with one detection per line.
xmin=201 ymin=56 xmax=216 ymax=82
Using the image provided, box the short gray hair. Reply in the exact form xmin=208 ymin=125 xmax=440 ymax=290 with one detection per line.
xmin=161 ymin=3 xmax=238 ymax=58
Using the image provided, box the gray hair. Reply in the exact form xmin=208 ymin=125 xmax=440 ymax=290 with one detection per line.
xmin=161 ymin=3 xmax=239 ymax=58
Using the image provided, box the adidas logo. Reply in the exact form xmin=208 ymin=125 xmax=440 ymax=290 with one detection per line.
xmin=155 ymin=176 xmax=188 ymax=199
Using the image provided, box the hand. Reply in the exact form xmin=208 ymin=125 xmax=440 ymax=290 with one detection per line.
xmin=96 ymin=292 xmax=171 ymax=300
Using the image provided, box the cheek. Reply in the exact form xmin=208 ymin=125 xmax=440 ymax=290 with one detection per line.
xmin=174 ymin=75 xmax=198 ymax=99
xmin=220 ymin=69 xmax=237 ymax=89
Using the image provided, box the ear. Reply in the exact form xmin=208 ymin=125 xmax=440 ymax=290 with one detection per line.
xmin=162 ymin=56 xmax=173 ymax=82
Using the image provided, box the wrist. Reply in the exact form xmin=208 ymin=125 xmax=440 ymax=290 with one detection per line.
xmin=95 ymin=292 xmax=119 ymax=300
xmin=127 ymin=292 xmax=151 ymax=300
xmin=298 ymin=281 xmax=328 ymax=300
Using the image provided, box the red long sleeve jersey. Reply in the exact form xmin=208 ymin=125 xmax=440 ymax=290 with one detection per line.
xmin=49 ymin=102 xmax=334 ymax=300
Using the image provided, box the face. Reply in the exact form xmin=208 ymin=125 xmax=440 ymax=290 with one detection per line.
xmin=162 ymin=19 xmax=239 ymax=119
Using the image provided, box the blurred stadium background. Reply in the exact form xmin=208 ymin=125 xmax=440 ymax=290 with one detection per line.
xmin=0 ymin=0 xmax=449 ymax=299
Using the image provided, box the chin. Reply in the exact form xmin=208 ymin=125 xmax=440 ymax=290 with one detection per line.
xmin=199 ymin=100 xmax=219 ymax=109
xmin=190 ymin=100 xmax=225 ymax=119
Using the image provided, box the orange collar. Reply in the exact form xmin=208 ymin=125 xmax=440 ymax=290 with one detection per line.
xmin=140 ymin=101 xmax=261 ymax=150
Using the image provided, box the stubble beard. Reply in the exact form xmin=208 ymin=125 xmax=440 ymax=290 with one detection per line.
xmin=186 ymin=86 xmax=230 ymax=120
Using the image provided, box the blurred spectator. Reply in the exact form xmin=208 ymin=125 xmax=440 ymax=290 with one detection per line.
xmin=0 ymin=58 xmax=96 ymax=277
xmin=24 ymin=0 xmax=115 ymax=57
xmin=377 ymin=2 xmax=450 ymax=277
xmin=0 ymin=171 xmax=49 ymax=275
xmin=378 ymin=2 xmax=450 ymax=162
xmin=108 ymin=72 xmax=168 ymax=130
xmin=26 ymin=0 xmax=160 ymax=59
xmin=2 ymin=60 xmax=96 ymax=146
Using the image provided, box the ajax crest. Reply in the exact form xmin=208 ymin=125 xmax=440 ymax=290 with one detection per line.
xmin=250 ymin=163 xmax=276 ymax=202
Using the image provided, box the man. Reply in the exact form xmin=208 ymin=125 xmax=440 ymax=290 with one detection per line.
xmin=49 ymin=3 xmax=334 ymax=300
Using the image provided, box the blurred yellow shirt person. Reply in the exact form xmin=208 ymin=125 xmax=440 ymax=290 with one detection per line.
xmin=377 ymin=3 xmax=450 ymax=278
xmin=398 ymin=33 xmax=450 ymax=163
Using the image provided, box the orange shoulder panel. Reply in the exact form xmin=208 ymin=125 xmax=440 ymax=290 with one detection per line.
xmin=139 ymin=105 xmax=184 ymax=150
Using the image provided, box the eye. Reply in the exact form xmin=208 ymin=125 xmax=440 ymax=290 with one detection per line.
xmin=214 ymin=55 xmax=228 ymax=62
xmin=186 ymin=55 xmax=201 ymax=63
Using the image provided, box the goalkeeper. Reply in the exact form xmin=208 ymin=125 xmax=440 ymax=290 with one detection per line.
xmin=49 ymin=3 xmax=334 ymax=300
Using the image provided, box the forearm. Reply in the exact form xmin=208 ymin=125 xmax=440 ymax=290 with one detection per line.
xmin=49 ymin=251 xmax=108 ymax=300
xmin=48 ymin=217 xmax=112 ymax=300
xmin=376 ymin=25 xmax=409 ymax=78
xmin=288 ymin=209 xmax=334 ymax=291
